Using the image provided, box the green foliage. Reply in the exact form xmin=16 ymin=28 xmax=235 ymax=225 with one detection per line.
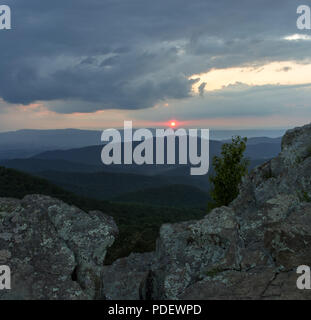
xmin=209 ymin=136 xmax=249 ymax=208
xmin=0 ymin=166 xmax=205 ymax=265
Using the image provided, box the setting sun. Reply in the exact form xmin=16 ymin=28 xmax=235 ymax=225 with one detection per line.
xmin=170 ymin=121 xmax=177 ymax=128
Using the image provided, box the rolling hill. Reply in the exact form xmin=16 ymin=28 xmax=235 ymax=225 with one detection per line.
xmin=31 ymin=138 xmax=280 ymax=175
xmin=0 ymin=132 xmax=281 ymax=209
xmin=0 ymin=129 xmax=102 ymax=159
xmin=0 ymin=166 xmax=205 ymax=264
xmin=114 ymin=184 xmax=209 ymax=208
xmin=0 ymin=137 xmax=278 ymax=205
xmin=0 ymin=158 xmax=103 ymax=173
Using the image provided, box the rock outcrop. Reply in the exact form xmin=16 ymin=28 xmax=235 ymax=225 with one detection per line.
xmin=1 ymin=122 xmax=311 ymax=300
xmin=102 ymin=123 xmax=311 ymax=300
xmin=0 ymin=195 xmax=118 ymax=300
xmin=145 ymin=123 xmax=311 ymax=299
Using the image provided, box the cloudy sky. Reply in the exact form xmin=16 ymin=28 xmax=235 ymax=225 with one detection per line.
xmin=0 ymin=0 xmax=311 ymax=131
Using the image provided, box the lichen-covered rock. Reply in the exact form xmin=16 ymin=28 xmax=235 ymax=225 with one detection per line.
xmin=180 ymin=268 xmax=311 ymax=300
xmin=147 ymin=207 xmax=240 ymax=299
xmin=101 ymin=252 xmax=157 ymax=300
xmin=139 ymin=123 xmax=311 ymax=300
xmin=0 ymin=195 xmax=118 ymax=300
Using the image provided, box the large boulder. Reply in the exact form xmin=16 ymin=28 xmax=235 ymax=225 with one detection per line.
xmin=0 ymin=195 xmax=118 ymax=300
xmin=146 ymin=207 xmax=241 ymax=299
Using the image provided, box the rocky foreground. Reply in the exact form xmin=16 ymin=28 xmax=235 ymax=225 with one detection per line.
xmin=0 ymin=195 xmax=118 ymax=299
xmin=1 ymin=123 xmax=311 ymax=300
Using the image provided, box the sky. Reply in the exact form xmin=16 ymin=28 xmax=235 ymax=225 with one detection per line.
xmin=0 ymin=0 xmax=311 ymax=131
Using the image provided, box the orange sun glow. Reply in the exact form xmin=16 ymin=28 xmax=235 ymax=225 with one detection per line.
xmin=170 ymin=121 xmax=177 ymax=127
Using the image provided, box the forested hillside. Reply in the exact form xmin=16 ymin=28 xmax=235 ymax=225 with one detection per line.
xmin=0 ymin=166 xmax=205 ymax=264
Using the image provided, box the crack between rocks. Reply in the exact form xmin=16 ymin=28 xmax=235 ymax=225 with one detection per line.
xmin=45 ymin=214 xmax=85 ymax=294
xmin=260 ymin=271 xmax=279 ymax=298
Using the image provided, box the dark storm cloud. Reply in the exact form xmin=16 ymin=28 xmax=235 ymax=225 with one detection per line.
xmin=0 ymin=0 xmax=308 ymax=113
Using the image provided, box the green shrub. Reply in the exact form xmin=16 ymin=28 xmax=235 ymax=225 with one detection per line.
xmin=209 ymin=136 xmax=249 ymax=208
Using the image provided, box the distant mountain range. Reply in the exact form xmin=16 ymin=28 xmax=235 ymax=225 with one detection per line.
xmin=0 ymin=128 xmax=282 ymax=207
xmin=32 ymin=138 xmax=280 ymax=166
xmin=0 ymin=129 xmax=101 ymax=159
xmin=0 ymin=128 xmax=283 ymax=159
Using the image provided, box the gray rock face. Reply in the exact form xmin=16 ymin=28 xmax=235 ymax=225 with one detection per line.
xmin=133 ymin=122 xmax=311 ymax=300
xmin=0 ymin=195 xmax=118 ymax=300
xmin=179 ymin=268 xmax=311 ymax=300
xmin=101 ymin=252 xmax=157 ymax=300
xmin=147 ymin=207 xmax=241 ymax=299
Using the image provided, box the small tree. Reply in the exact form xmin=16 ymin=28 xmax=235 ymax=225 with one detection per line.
xmin=209 ymin=136 xmax=249 ymax=209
